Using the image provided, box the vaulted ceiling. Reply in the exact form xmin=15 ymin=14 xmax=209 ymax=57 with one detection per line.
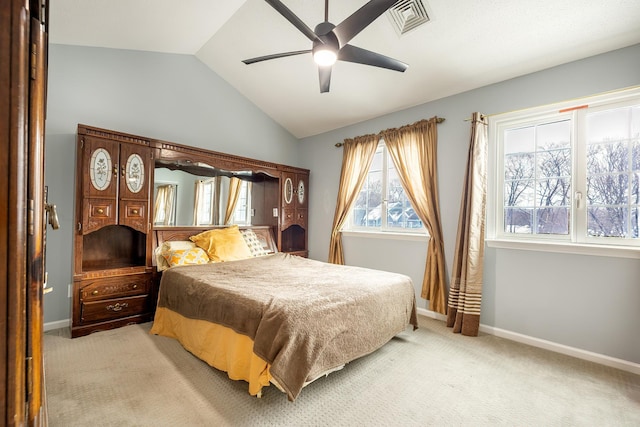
xmin=50 ymin=0 xmax=640 ymax=138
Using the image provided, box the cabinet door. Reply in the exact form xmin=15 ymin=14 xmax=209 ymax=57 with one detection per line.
xmin=282 ymin=172 xmax=295 ymax=208
xmin=82 ymin=136 xmax=119 ymax=199
xmin=295 ymin=173 xmax=308 ymax=209
xmin=119 ymin=143 xmax=149 ymax=201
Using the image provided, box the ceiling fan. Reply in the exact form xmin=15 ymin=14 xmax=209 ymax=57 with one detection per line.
xmin=242 ymin=0 xmax=408 ymax=93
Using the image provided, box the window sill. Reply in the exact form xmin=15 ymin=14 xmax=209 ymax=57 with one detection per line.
xmin=486 ymin=238 xmax=640 ymax=259
xmin=342 ymin=230 xmax=430 ymax=242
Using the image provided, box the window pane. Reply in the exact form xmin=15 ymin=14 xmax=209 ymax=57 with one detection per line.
xmin=587 ymin=173 xmax=629 ymax=205
xmin=537 ymin=207 xmax=569 ymax=234
xmin=587 ymin=207 xmax=628 ymax=237
xmin=632 ymin=140 xmax=640 ymax=171
xmin=504 ymin=127 xmax=535 ymax=154
xmin=588 ymin=142 xmax=628 ymax=173
xmin=537 ymin=148 xmax=571 ymax=178
xmin=536 ymin=120 xmax=571 ymax=150
xmin=504 ymin=180 xmax=534 ymax=207
xmin=504 ymin=208 xmax=533 ymax=234
xmin=504 ymin=153 xmax=534 ymax=180
xmin=356 ymin=170 xmax=382 ymax=227
xmin=587 ymin=108 xmax=631 ymax=143
xmin=537 ymin=178 xmax=571 ymax=206
xmin=632 ymin=206 xmax=640 ymax=238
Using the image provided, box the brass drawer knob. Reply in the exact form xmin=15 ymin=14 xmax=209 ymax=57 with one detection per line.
xmin=92 ymin=290 xmax=99 ymax=295
xmin=132 ymin=209 xmax=139 ymax=215
xmin=96 ymin=208 xmax=104 ymax=214
xmin=132 ymin=284 xmax=138 ymax=289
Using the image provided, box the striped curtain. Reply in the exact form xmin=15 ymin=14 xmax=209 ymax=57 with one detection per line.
xmin=447 ymin=112 xmax=488 ymax=336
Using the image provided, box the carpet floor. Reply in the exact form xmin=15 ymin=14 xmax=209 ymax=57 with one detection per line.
xmin=44 ymin=316 xmax=640 ymax=426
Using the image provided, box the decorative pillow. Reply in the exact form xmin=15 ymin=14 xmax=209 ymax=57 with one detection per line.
xmin=240 ymin=229 xmax=270 ymax=257
xmin=154 ymin=246 xmax=171 ymax=272
xmin=161 ymin=247 xmax=209 ymax=268
xmin=189 ymin=225 xmax=253 ymax=262
xmin=155 ymin=240 xmax=198 ymax=272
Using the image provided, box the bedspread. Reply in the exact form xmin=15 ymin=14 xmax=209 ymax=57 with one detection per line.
xmin=152 ymin=253 xmax=417 ymax=400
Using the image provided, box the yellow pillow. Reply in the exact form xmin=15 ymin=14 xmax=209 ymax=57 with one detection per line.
xmin=189 ymin=225 xmax=253 ymax=262
xmin=162 ymin=247 xmax=209 ymax=268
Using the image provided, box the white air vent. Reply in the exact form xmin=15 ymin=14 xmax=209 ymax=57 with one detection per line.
xmin=387 ymin=0 xmax=430 ymax=36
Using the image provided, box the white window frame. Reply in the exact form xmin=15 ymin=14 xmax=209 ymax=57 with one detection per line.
xmin=487 ymin=86 xmax=640 ymax=259
xmin=344 ymin=140 xmax=428 ymax=237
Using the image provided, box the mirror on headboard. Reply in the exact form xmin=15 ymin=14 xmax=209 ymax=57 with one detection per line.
xmin=153 ymin=157 xmax=280 ymax=227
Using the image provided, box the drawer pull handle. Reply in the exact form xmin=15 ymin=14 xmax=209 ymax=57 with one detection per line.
xmin=132 ymin=284 xmax=138 ymax=289
xmin=106 ymin=302 xmax=128 ymax=312
xmin=96 ymin=208 xmax=104 ymax=214
xmin=132 ymin=209 xmax=139 ymax=215
xmin=92 ymin=290 xmax=99 ymax=295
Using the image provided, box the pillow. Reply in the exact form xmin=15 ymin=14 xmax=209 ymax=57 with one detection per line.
xmin=240 ymin=229 xmax=270 ymax=257
xmin=189 ymin=225 xmax=253 ymax=262
xmin=161 ymin=247 xmax=209 ymax=268
xmin=154 ymin=246 xmax=171 ymax=272
xmin=155 ymin=240 xmax=198 ymax=272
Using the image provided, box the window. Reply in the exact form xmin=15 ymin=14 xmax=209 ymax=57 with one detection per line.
xmin=195 ymin=178 xmax=217 ymax=225
xmin=490 ymin=87 xmax=640 ymax=249
xmin=195 ymin=178 xmax=252 ymax=225
xmin=231 ymin=181 xmax=252 ymax=224
xmin=347 ymin=141 xmax=424 ymax=232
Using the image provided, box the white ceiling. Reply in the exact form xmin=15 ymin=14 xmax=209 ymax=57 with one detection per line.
xmin=50 ymin=0 xmax=640 ymax=138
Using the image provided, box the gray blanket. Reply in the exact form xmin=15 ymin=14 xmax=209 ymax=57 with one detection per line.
xmin=155 ymin=253 xmax=417 ymax=400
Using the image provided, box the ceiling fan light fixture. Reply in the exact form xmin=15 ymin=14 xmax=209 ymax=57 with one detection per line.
xmin=313 ymin=47 xmax=337 ymax=66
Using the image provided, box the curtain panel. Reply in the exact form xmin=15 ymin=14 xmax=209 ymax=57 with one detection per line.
xmin=328 ymin=134 xmax=379 ymax=264
xmin=382 ymin=118 xmax=447 ymax=315
xmin=446 ymin=112 xmax=488 ymax=336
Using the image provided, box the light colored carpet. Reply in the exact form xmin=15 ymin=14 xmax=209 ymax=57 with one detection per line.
xmin=44 ymin=316 xmax=640 ymax=426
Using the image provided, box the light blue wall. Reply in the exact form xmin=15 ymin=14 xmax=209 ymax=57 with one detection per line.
xmin=44 ymin=42 xmax=640 ymax=365
xmin=299 ymin=44 xmax=640 ymax=364
xmin=44 ymin=45 xmax=299 ymax=324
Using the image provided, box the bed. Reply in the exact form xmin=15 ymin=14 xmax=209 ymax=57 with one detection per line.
xmin=150 ymin=225 xmax=417 ymax=401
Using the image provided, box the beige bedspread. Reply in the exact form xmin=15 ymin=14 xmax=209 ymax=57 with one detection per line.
xmin=155 ymin=253 xmax=417 ymax=400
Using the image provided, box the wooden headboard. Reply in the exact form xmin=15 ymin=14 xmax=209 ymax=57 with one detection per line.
xmin=152 ymin=225 xmax=278 ymax=266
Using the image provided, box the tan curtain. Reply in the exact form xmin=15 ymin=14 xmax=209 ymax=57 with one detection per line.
xmin=382 ymin=118 xmax=447 ymax=315
xmin=224 ymin=177 xmax=242 ymax=225
xmin=446 ymin=112 xmax=488 ymax=336
xmin=193 ymin=179 xmax=204 ymax=225
xmin=328 ymin=134 xmax=379 ymax=264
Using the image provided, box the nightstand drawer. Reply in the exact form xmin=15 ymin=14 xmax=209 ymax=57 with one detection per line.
xmin=81 ymin=274 xmax=150 ymax=301
xmin=81 ymin=295 xmax=148 ymax=323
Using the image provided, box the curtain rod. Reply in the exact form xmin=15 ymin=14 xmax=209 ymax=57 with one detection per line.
xmin=335 ymin=116 xmax=445 ymax=147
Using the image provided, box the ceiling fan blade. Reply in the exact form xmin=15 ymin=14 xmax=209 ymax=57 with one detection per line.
xmin=243 ymin=50 xmax=311 ymax=65
xmin=338 ymin=44 xmax=408 ymax=72
xmin=265 ymin=0 xmax=323 ymax=43
xmin=318 ymin=66 xmax=332 ymax=93
xmin=333 ymin=0 xmax=399 ymax=47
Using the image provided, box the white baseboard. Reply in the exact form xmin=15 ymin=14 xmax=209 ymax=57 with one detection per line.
xmin=416 ymin=308 xmax=640 ymax=376
xmin=44 ymin=319 xmax=70 ymax=332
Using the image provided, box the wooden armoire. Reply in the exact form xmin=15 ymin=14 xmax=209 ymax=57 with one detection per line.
xmin=1 ymin=0 xmax=50 ymax=425
xmin=71 ymin=126 xmax=155 ymax=338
